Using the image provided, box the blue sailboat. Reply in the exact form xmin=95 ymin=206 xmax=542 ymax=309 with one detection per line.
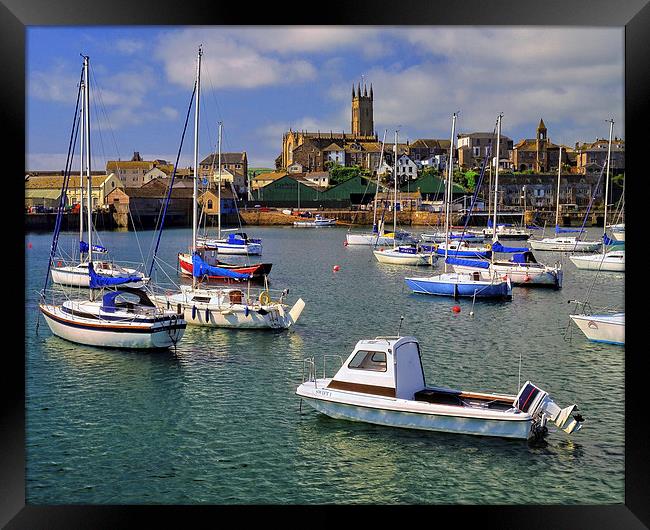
xmin=404 ymin=113 xmax=512 ymax=300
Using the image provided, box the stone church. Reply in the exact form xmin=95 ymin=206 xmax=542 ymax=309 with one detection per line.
xmin=278 ymin=84 xmax=407 ymax=172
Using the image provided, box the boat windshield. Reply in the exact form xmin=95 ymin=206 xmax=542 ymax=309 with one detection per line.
xmin=347 ymin=350 xmax=387 ymax=372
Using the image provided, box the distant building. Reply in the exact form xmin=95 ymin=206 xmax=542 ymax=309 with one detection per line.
xmin=198 ymin=152 xmax=248 ymax=196
xmin=511 ymin=119 xmax=568 ymax=172
xmin=575 ymin=137 xmax=625 ymax=175
xmin=106 ymin=152 xmax=174 ymax=187
xmin=396 ymin=154 xmax=419 ymax=180
xmin=24 ymin=173 xmax=122 ymax=209
xmin=457 ymin=132 xmax=513 ymax=169
xmin=409 ymin=139 xmax=451 ymax=162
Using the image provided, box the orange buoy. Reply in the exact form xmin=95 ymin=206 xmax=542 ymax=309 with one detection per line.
xmin=452 ymin=305 xmax=461 ymax=313
xmin=333 ymin=265 xmax=340 ymax=272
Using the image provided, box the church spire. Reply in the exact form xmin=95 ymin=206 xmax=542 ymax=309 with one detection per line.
xmin=352 ymin=84 xmax=356 ymax=99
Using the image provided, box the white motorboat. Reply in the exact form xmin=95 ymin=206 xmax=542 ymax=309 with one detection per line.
xmin=569 ymin=312 xmax=624 ymax=345
xmin=297 ymin=336 xmax=583 ymax=440
xmin=293 ymin=214 xmax=337 ymax=227
xmin=40 ymin=288 xmax=186 ymax=349
xmin=152 ymin=284 xmax=304 ymax=329
xmin=569 ymin=249 xmax=624 ymax=272
xmin=51 ymin=260 xmax=148 ymax=288
xmin=373 ymin=245 xmax=436 ymax=266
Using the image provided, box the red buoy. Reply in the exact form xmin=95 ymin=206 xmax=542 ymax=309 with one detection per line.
xmin=452 ymin=305 xmax=461 ymax=313
xmin=333 ymin=265 xmax=340 ymax=272
xmin=27 ymin=242 xmax=32 ymax=249
xmin=343 ymin=241 xmax=349 ymax=247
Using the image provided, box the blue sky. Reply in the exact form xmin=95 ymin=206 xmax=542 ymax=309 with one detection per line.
xmin=26 ymin=26 xmax=624 ymax=170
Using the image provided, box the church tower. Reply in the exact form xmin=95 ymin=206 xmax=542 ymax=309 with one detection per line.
xmin=536 ymin=118 xmax=548 ymax=172
xmin=351 ymin=82 xmax=374 ymax=137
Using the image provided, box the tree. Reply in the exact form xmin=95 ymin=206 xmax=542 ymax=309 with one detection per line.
xmin=329 ymin=164 xmax=363 ymax=185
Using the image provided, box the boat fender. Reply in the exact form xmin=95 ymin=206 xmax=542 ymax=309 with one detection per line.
xmin=205 ymin=308 xmax=211 ymax=321
xmin=192 ymin=305 xmax=197 ymax=320
xmin=177 ymin=303 xmax=182 ymax=315
xmin=244 ymin=305 xmax=249 ymax=317
xmin=485 ymin=243 xmax=492 ymax=250
xmin=259 ymin=291 xmax=271 ymax=305
xmin=166 ymin=301 xmax=170 ymax=310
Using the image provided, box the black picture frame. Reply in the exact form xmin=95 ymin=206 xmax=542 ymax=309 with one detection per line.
xmin=4 ymin=0 xmax=646 ymax=527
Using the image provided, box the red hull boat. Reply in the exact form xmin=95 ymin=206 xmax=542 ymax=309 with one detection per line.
xmin=179 ymin=251 xmax=272 ymax=282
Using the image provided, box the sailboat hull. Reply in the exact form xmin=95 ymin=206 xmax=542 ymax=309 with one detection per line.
xmin=529 ymin=238 xmax=601 ymax=252
xmin=569 ymin=313 xmax=624 ymax=345
xmin=405 ymin=273 xmax=512 ymax=299
xmin=373 ymin=249 xmax=434 ymax=266
xmin=178 ymin=253 xmax=272 ymax=280
xmin=51 ymin=264 xmax=148 ymax=288
xmin=39 ymin=303 xmax=186 ymax=349
xmin=569 ymin=252 xmax=625 ymax=272
xmin=450 ymin=263 xmax=562 ymax=288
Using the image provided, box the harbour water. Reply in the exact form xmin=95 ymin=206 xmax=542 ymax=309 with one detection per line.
xmin=25 ymin=225 xmax=624 ymax=504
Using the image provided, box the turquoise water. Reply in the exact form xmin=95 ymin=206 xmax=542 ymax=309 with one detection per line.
xmin=25 ymin=226 xmax=624 ymax=504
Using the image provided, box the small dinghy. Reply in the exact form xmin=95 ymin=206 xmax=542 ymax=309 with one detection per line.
xmin=297 ymin=336 xmax=583 ymax=440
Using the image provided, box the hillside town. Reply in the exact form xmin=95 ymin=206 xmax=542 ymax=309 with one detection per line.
xmin=25 ymin=83 xmax=624 ymax=228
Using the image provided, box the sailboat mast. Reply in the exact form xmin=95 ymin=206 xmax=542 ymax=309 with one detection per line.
xmin=218 ymin=121 xmax=222 ymax=240
xmin=444 ymin=113 xmax=457 ymax=272
xmin=83 ymin=56 xmax=92 ymax=266
xmin=555 ymin=145 xmax=562 ymax=229
xmin=393 ymin=130 xmax=398 ymax=245
xmin=491 ymin=113 xmax=502 ymax=244
xmin=373 ymin=129 xmax=387 ymax=232
xmin=604 ymin=119 xmax=614 ymax=240
xmin=191 ymin=47 xmax=202 ymax=290
xmin=79 ymin=74 xmax=85 ymax=260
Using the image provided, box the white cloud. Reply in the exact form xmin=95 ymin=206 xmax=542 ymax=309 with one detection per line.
xmin=114 ymin=38 xmax=145 ymax=55
xmin=154 ymin=29 xmax=317 ymax=90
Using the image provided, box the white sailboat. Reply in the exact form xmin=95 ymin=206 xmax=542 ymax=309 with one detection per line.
xmin=150 ymin=47 xmax=305 ymax=330
xmin=297 ymin=335 xmax=583 ymax=440
xmin=569 ymin=312 xmax=624 ymax=345
xmin=448 ymin=114 xmax=563 ymax=288
xmin=405 ymin=113 xmax=512 ymax=300
xmin=570 ymin=120 xmax=625 ymax=272
xmin=50 ymin=62 xmax=148 ymax=289
xmin=39 ymin=56 xmax=186 ymax=350
xmin=373 ymin=130 xmax=435 ymax=266
xmin=529 ymin=146 xmax=601 ymax=252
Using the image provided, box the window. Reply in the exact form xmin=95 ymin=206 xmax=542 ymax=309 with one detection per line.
xmin=207 ymin=199 xmax=213 ymax=209
xmin=348 ymin=350 xmax=387 ymax=372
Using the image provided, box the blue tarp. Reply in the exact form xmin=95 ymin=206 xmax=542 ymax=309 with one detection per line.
xmin=88 ymin=262 xmax=142 ymax=289
xmin=603 ymin=234 xmax=624 ymax=246
xmin=445 ymin=256 xmax=490 ymax=269
xmin=80 ymin=240 xmax=108 ymax=253
xmin=192 ymin=253 xmax=252 ymax=279
xmin=491 ymin=241 xmax=529 ymax=253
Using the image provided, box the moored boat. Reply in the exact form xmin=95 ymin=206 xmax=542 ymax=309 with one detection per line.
xmin=373 ymin=245 xmax=436 ymax=266
xmin=178 ymin=249 xmax=271 ymax=281
xmin=297 ymin=335 xmax=583 ymax=440
xmin=569 ymin=249 xmax=624 ymax=272
xmin=569 ymin=312 xmax=624 ymax=345
xmin=293 ymin=214 xmax=337 ymax=227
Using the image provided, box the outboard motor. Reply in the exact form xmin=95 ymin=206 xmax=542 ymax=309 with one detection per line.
xmin=515 ymin=381 xmax=584 ymax=438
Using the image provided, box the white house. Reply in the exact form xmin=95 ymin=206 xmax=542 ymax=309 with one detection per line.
xmin=303 ymin=171 xmax=329 ymax=187
xmin=323 ymin=142 xmax=345 ymax=166
xmin=418 ymin=154 xmax=448 ymax=171
xmin=396 ymin=154 xmax=419 ymax=180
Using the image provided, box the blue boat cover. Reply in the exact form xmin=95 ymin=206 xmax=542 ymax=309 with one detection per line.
xmin=555 ymin=225 xmax=584 ymax=234
xmin=192 ymin=253 xmax=251 ymax=279
xmin=510 ymin=252 xmax=538 ymax=264
xmin=491 ymin=241 xmax=528 ymax=253
xmin=225 ymin=233 xmax=246 ymax=245
xmin=397 ymin=246 xmax=417 ymax=254
xmin=603 ymin=234 xmax=624 ymax=246
xmin=88 ymin=262 xmax=142 ymax=289
xmin=80 ymin=240 xmax=108 ymax=253
xmin=445 ymin=256 xmax=490 ymax=269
